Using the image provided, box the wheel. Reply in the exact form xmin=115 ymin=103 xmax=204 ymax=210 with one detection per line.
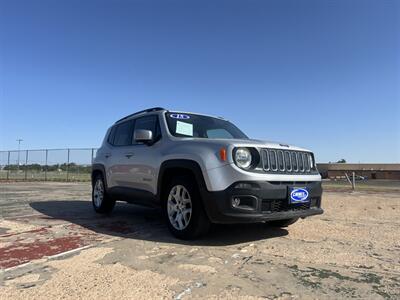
xmin=163 ymin=176 xmax=210 ymax=239
xmin=92 ymin=174 xmax=115 ymax=213
xmin=267 ymin=218 xmax=299 ymax=227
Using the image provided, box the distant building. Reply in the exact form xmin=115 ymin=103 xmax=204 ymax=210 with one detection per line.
xmin=317 ymin=163 xmax=400 ymax=180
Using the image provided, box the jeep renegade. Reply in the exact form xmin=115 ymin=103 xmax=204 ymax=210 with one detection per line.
xmin=92 ymin=107 xmax=323 ymax=239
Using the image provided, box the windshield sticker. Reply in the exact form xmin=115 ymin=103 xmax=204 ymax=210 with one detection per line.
xmin=170 ymin=113 xmax=190 ymax=120
xmin=176 ymin=121 xmax=193 ymax=136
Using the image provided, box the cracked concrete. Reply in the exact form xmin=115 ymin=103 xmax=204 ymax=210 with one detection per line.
xmin=0 ymin=181 xmax=399 ymax=299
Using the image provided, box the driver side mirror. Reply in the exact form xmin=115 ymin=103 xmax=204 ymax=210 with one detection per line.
xmin=134 ymin=129 xmax=153 ymax=144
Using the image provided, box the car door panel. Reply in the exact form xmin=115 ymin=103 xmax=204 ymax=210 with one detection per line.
xmin=106 ymin=120 xmax=134 ymax=189
xmin=125 ymin=115 xmax=161 ymax=195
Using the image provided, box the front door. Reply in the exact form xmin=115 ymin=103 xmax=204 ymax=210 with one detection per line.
xmin=127 ymin=115 xmax=162 ymax=195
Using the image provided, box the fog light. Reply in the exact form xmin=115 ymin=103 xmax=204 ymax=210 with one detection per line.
xmin=231 ymin=195 xmax=257 ymax=211
xmin=232 ymin=197 xmax=241 ymax=207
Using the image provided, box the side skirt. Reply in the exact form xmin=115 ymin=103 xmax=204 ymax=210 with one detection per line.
xmin=107 ymin=187 xmax=159 ymax=208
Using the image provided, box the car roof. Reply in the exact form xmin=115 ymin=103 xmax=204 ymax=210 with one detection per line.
xmin=115 ymin=107 xmax=226 ymax=124
xmin=114 ymin=107 xmax=166 ymax=124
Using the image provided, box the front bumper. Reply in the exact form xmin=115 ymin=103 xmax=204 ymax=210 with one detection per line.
xmin=200 ymin=181 xmax=323 ymax=224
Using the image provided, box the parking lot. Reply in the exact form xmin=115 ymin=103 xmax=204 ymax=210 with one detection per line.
xmin=0 ymin=181 xmax=399 ymax=299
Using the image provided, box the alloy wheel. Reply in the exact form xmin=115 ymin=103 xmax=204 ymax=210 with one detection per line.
xmin=167 ymin=185 xmax=192 ymax=230
xmin=93 ymin=179 xmax=104 ymax=208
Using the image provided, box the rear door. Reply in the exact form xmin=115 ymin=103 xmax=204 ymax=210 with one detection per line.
xmin=107 ymin=119 xmax=135 ymax=188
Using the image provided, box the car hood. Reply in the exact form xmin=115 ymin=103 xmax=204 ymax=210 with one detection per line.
xmin=177 ymin=138 xmax=312 ymax=152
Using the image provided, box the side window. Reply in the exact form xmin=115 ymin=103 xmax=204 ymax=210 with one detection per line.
xmin=107 ymin=126 xmax=117 ymax=144
xmin=113 ymin=120 xmax=134 ymax=146
xmin=133 ymin=115 xmax=161 ymax=143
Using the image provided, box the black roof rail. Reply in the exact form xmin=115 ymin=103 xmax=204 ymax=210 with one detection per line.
xmin=115 ymin=107 xmax=166 ymax=124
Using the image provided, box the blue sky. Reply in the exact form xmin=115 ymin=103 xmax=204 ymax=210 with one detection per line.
xmin=0 ymin=0 xmax=399 ymax=163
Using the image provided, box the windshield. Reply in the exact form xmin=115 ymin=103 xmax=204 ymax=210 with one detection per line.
xmin=165 ymin=112 xmax=248 ymax=139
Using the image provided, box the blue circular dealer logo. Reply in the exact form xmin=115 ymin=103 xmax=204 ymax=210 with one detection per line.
xmin=290 ymin=188 xmax=309 ymax=202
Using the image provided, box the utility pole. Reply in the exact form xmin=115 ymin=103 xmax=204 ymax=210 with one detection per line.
xmin=16 ymin=139 xmax=23 ymax=170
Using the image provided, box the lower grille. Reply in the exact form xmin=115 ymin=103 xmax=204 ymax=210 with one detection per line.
xmin=261 ymin=198 xmax=319 ymax=213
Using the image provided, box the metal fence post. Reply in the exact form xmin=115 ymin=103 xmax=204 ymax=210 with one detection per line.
xmin=24 ymin=150 xmax=28 ymax=180
xmin=66 ymin=149 xmax=70 ymax=182
xmin=45 ymin=149 xmax=48 ymax=181
xmin=6 ymin=151 xmax=10 ymax=180
xmin=91 ymin=148 xmax=94 ymax=164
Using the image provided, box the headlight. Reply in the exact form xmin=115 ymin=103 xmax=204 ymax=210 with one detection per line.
xmin=234 ymin=148 xmax=252 ymax=169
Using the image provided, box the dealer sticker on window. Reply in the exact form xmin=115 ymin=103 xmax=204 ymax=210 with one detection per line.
xmin=170 ymin=113 xmax=190 ymax=120
xmin=176 ymin=121 xmax=193 ymax=136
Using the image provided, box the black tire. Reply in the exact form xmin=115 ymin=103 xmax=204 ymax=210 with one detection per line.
xmin=92 ymin=174 xmax=116 ymax=214
xmin=163 ymin=176 xmax=210 ymax=240
xmin=267 ymin=218 xmax=299 ymax=228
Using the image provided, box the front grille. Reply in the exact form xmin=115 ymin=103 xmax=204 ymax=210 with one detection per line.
xmin=261 ymin=149 xmax=314 ymax=174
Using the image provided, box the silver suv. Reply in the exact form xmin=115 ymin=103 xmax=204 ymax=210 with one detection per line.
xmin=92 ymin=107 xmax=323 ymax=239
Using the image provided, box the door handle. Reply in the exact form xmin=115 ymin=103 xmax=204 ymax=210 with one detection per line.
xmin=104 ymin=153 xmax=111 ymax=158
xmin=125 ymin=153 xmax=134 ymax=158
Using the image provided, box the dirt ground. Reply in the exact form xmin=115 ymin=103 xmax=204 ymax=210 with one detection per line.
xmin=0 ymin=182 xmax=399 ymax=299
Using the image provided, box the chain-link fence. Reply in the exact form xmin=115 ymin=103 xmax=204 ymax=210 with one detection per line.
xmin=0 ymin=148 xmax=97 ymax=182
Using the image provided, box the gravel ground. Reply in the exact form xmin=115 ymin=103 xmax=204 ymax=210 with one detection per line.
xmin=0 ymin=181 xmax=399 ymax=299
